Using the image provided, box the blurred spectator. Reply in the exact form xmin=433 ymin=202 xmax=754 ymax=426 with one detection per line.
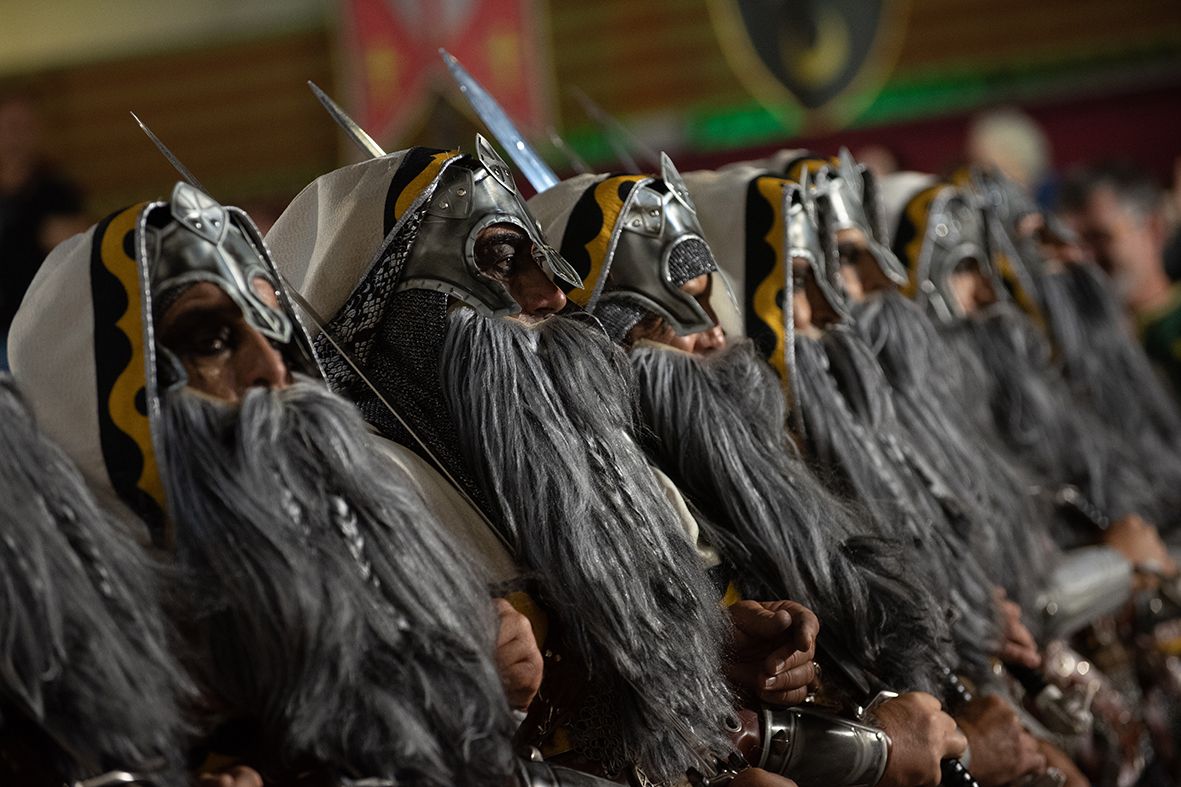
xmin=853 ymin=143 xmax=900 ymax=180
xmin=0 ymin=93 xmax=87 ymax=370
xmin=1060 ymin=161 xmax=1181 ymax=393
xmin=966 ymin=106 xmax=1053 ymax=205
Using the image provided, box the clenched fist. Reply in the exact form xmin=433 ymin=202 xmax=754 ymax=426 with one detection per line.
xmin=725 ymin=600 xmax=819 ymax=706
xmin=955 ymin=694 xmax=1047 ymax=786
xmin=871 ymin=692 xmax=967 ymax=787
xmin=493 ymin=597 xmax=544 ymax=710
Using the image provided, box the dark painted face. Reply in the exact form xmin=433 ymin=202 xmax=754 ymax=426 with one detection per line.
xmin=157 ymin=279 xmax=291 ymax=403
xmin=473 ymin=222 xmax=568 ymax=321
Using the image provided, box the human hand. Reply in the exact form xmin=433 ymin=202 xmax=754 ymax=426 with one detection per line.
xmin=198 ymin=766 xmax=263 ymax=787
xmin=1038 ymin=739 xmax=1092 ymax=786
xmin=995 ymin=588 xmax=1042 ymax=669
xmin=725 ymin=600 xmax=819 ymax=706
xmin=955 ymin=694 xmax=1047 ymax=786
xmin=871 ymin=692 xmax=967 ymax=787
xmin=1104 ymin=514 xmax=1176 ymax=574
xmin=494 ymin=597 xmax=544 ymax=710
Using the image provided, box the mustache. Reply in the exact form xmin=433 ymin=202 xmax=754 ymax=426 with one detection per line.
xmin=851 ymin=291 xmax=1052 ymax=615
xmin=0 ymin=378 xmax=190 ymax=784
xmin=792 ymin=331 xmax=1000 ymax=679
xmin=629 ymin=338 xmax=954 ymax=695
xmin=441 ymin=309 xmax=732 ymax=780
xmin=160 ymin=377 xmax=515 ymax=785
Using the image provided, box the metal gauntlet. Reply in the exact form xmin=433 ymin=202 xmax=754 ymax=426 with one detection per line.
xmin=755 ymin=706 xmax=890 ymax=787
xmin=1037 ymin=546 xmax=1132 ymax=639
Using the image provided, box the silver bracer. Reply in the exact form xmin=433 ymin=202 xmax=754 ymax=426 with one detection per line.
xmin=596 ymin=153 xmax=721 ymax=335
xmin=1037 ymin=546 xmax=1132 ymax=640
xmin=399 ymin=134 xmax=581 ymax=318
xmin=517 ymin=759 xmax=622 ymax=787
xmin=756 ymin=706 xmax=890 ymax=787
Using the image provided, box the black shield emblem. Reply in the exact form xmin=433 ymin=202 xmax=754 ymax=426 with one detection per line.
xmin=715 ymin=0 xmax=905 ymax=111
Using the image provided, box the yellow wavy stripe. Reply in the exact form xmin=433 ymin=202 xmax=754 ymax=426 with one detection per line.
xmin=392 ymin=150 xmax=460 ymax=222
xmin=752 ymin=177 xmax=788 ymax=376
xmin=567 ymin=175 xmax=648 ymax=306
xmin=900 ymin=185 xmax=940 ymax=298
xmin=101 ymin=203 xmax=165 ymax=512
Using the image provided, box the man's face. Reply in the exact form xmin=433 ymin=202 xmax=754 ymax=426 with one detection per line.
xmin=836 ymin=227 xmax=893 ymax=302
xmin=1069 ymin=186 xmax=1161 ymax=285
xmin=626 ymin=274 xmax=726 ymax=355
xmin=793 ymin=257 xmax=842 ymax=336
xmin=157 ymin=279 xmax=291 ymax=403
xmin=473 ymin=222 xmax=567 ymax=320
xmin=948 ymin=259 xmax=997 ymax=316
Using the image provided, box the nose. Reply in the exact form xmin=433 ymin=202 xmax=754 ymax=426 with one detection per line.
xmin=514 ymin=263 xmax=568 ymax=317
xmin=690 ymin=324 xmax=726 ymax=355
xmin=235 ymin=325 xmax=290 ymax=394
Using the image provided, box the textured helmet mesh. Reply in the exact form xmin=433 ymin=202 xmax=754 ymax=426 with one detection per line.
xmin=593 ymin=299 xmax=649 ymax=345
xmin=666 ymin=237 xmax=717 ymax=288
xmin=312 ymin=207 xmax=490 ymax=516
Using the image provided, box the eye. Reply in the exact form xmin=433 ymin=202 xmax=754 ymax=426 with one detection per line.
xmin=188 ymin=325 xmax=234 ymax=357
xmin=481 ymin=243 xmax=519 ymax=282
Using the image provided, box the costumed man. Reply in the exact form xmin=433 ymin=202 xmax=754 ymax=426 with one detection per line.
xmin=974 ymin=167 xmax=1181 ymax=536
xmin=0 ymin=375 xmax=191 ymax=787
xmin=267 ymin=138 xmax=817 ymax=786
xmin=526 ymin=156 xmax=979 ymax=787
xmin=680 ymin=160 xmax=1092 ymax=786
xmin=880 ymin=172 xmax=1174 ymax=786
xmin=7 ymin=180 xmax=604 ymax=787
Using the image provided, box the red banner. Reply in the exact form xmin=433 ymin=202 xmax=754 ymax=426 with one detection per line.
xmin=341 ymin=0 xmax=548 ymax=147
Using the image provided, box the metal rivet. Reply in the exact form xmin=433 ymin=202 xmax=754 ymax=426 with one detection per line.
xmin=456 ymin=188 xmax=467 ymax=197
xmin=440 ymin=201 xmax=450 ymax=209
xmin=649 ymin=208 xmax=659 ymax=216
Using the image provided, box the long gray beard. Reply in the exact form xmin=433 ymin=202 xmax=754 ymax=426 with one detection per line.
xmin=160 ymin=378 xmax=515 ymax=786
xmin=0 ymin=377 xmax=190 ymax=785
xmin=792 ymin=332 xmax=999 ymax=680
xmin=1040 ymin=263 xmax=1181 ymax=527
xmin=629 ymin=340 xmax=952 ymax=697
xmin=943 ymin=301 xmax=1156 ymax=521
xmin=850 ymin=291 xmax=1053 ymax=616
xmin=441 ymin=310 xmax=732 ymax=781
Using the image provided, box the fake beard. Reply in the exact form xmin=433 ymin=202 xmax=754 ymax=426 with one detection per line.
xmin=628 ymin=339 xmax=952 ymax=697
xmin=160 ymin=378 xmax=515 ymax=786
xmin=792 ymin=332 xmax=999 ymax=680
xmin=0 ymin=377 xmax=189 ymax=785
xmin=850 ymin=291 xmax=1053 ymax=615
xmin=441 ymin=310 xmax=731 ymax=781
xmin=942 ymin=301 xmax=1156 ymax=522
xmin=1040 ymin=263 xmax=1181 ymax=525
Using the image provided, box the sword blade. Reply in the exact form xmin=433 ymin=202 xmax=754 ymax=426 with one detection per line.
xmin=307 ymin=81 xmax=386 ymax=159
xmin=439 ymin=48 xmax=559 ymax=193
xmin=130 ymin=112 xmax=208 ymax=192
xmin=570 ymin=86 xmax=659 ymax=172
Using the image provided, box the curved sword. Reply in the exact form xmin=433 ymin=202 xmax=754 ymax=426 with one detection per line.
xmin=439 ymin=48 xmax=559 ymax=193
xmin=307 ymin=81 xmax=386 ymax=159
